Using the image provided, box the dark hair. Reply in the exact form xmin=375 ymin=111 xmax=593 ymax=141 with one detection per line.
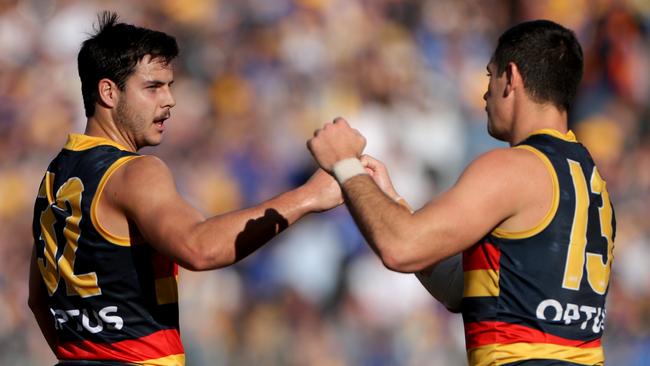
xmin=492 ymin=19 xmax=583 ymax=112
xmin=78 ymin=11 xmax=179 ymax=117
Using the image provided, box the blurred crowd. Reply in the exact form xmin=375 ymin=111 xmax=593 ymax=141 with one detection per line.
xmin=1 ymin=0 xmax=649 ymax=365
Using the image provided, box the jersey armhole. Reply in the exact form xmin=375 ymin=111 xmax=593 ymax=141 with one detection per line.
xmin=90 ymin=155 xmax=142 ymax=246
xmin=491 ymin=145 xmax=560 ymax=239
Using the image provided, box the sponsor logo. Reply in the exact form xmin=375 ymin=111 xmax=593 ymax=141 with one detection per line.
xmin=535 ymin=299 xmax=605 ymax=334
xmin=50 ymin=306 xmax=124 ymax=334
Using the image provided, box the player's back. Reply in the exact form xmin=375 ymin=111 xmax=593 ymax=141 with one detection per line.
xmin=32 ymin=134 xmax=184 ymax=365
xmin=461 ymin=129 xmax=615 ymax=366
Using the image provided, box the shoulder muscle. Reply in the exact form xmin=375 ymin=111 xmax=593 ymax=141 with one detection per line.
xmin=419 ymin=147 xmax=550 ymax=250
xmin=107 ymin=155 xmax=175 ymax=211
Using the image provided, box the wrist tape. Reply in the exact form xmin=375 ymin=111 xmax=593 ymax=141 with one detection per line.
xmin=332 ymin=158 xmax=367 ymax=184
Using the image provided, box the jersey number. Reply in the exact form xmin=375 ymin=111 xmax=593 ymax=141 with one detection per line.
xmin=562 ymin=160 xmax=614 ymax=295
xmin=37 ymin=173 xmax=101 ymax=297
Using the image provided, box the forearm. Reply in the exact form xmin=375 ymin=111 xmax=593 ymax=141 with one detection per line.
xmin=187 ymin=185 xmax=315 ymax=270
xmin=341 ymin=175 xmax=417 ymax=271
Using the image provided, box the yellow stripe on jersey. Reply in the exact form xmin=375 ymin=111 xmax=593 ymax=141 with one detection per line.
xmin=37 ymin=172 xmax=55 ymax=201
xmin=155 ymin=276 xmax=179 ymax=305
xmin=492 ymin=145 xmax=560 ymax=240
xmin=138 ymin=353 xmax=185 ymax=366
xmin=464 ymin=269 xmax=500 ymax=297
xmin=64 ymin=133 xmax=132 ymax=152
xmin=468 ymin=342 xmax=604 ymax=366
xmin=90 ymin=155 xmax=143 ymax=246
xmin=527 ymin=129 xmax=578 ymax=143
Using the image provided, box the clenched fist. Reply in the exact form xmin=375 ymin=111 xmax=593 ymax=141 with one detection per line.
xmin=307 ymin=117 xmax=367 ymax=173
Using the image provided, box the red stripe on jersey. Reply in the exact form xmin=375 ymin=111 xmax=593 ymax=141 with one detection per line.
xmin=464 ymin=321 xmax=601 ymax=349
xmin=56 ymin=328 xmax=184 ymax=362
xmin=463 ymin=241 xmax=500 ymax=271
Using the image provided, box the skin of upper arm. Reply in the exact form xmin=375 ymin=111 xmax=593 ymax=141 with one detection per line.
xmin=105 ymin=156 xmax=206 ymax=268
xmin=394 ymin=147 xmax=548 ymax=270
xmin=103 ymin=156 xmax=339 ymax=271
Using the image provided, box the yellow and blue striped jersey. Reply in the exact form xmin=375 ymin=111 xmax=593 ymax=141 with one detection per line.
xmin=462 ymin=129 xmax=615 ymax=366
xmin=32 ymin=134 xmax=184 ymax=365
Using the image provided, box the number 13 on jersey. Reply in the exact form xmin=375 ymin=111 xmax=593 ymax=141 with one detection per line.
xmin=563 ymin=160 xmax=614 ymax=295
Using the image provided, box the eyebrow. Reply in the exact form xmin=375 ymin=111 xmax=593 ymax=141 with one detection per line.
xmin=145 ymin=80 xmax=174 ymax=87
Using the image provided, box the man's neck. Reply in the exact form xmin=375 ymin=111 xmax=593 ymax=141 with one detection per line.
xmin=85 ymin=115 xmax=137 ymax=152
xmin=509 ymin=103 xmax=569 ymax=146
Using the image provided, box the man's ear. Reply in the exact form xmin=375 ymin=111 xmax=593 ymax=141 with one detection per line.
xmin=98 ymin=79 xmax=119 ymax=109
xmin=503 ymin=62 xmax=523 ymax=97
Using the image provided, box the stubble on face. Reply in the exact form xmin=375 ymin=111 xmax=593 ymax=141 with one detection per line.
xmin=114 ymin=57 xmax=174 ymax=150
xmin=115 ymin=92 xmax=156 ymax=149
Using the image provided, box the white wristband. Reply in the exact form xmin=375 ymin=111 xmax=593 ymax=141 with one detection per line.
xmin=332 ymin=158 xmax=367 ymax=184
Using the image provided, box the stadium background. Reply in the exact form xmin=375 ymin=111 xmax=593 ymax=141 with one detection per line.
xmin=1 ymin=0 xmax=649 ymax=364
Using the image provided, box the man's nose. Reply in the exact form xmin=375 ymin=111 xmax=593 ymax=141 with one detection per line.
xmin=163 ymin=87 xmax=176 ymax=109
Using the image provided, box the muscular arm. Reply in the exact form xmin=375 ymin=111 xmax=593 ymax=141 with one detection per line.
xmin=28 ymin=247 xmax=57 ymax=354
xmin=340 ymin=148 xmax=550 ymax=273
xmin=105 ymin=156 xmax=341 ymax=271
xmin=359 ymin=154 xmax=463 ymax=310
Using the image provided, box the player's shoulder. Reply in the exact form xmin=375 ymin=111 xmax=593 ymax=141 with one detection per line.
xmin=120 ymin=154 xmax=170 ymax=178
xmin=107 ymin=155 xmax=174 ymax=196
xmin=468 ymin=147 xmax=542 ymax=175
xmin=456 ymin=147 xmax=550 ymax=201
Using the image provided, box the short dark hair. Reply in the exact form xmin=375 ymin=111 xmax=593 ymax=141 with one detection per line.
xmin=78 ymin=11 xmax=179 ymax=117
xmin=492 ymin=19 xmax=583 ymax=112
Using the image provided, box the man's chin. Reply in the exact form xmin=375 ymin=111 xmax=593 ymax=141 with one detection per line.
xmin=147 ymin=138 xmax=163 ymax=147
xmin=487 ymin=124 xmax=507 ymax=142
xmin=136 ymin=137 xmax=163 ymax=150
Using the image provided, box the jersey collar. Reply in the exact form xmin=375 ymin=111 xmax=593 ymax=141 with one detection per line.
xmin=64 ymin=134 xmax=131 ymax=151
xmin=527 ymin=129 xmax=577 ymax=142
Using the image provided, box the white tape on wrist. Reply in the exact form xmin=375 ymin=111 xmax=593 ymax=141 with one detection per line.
xmin=332 ymin=158 xmax=367 ymax=184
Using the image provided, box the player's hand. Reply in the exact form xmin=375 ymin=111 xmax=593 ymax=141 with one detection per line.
xmin=307 ymin=117 xmax=366 ymax=173
xmin=360 ymin=154 xmax=400 ymax=200
xmin=302 ymin=168 xmax=343 ymax=212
